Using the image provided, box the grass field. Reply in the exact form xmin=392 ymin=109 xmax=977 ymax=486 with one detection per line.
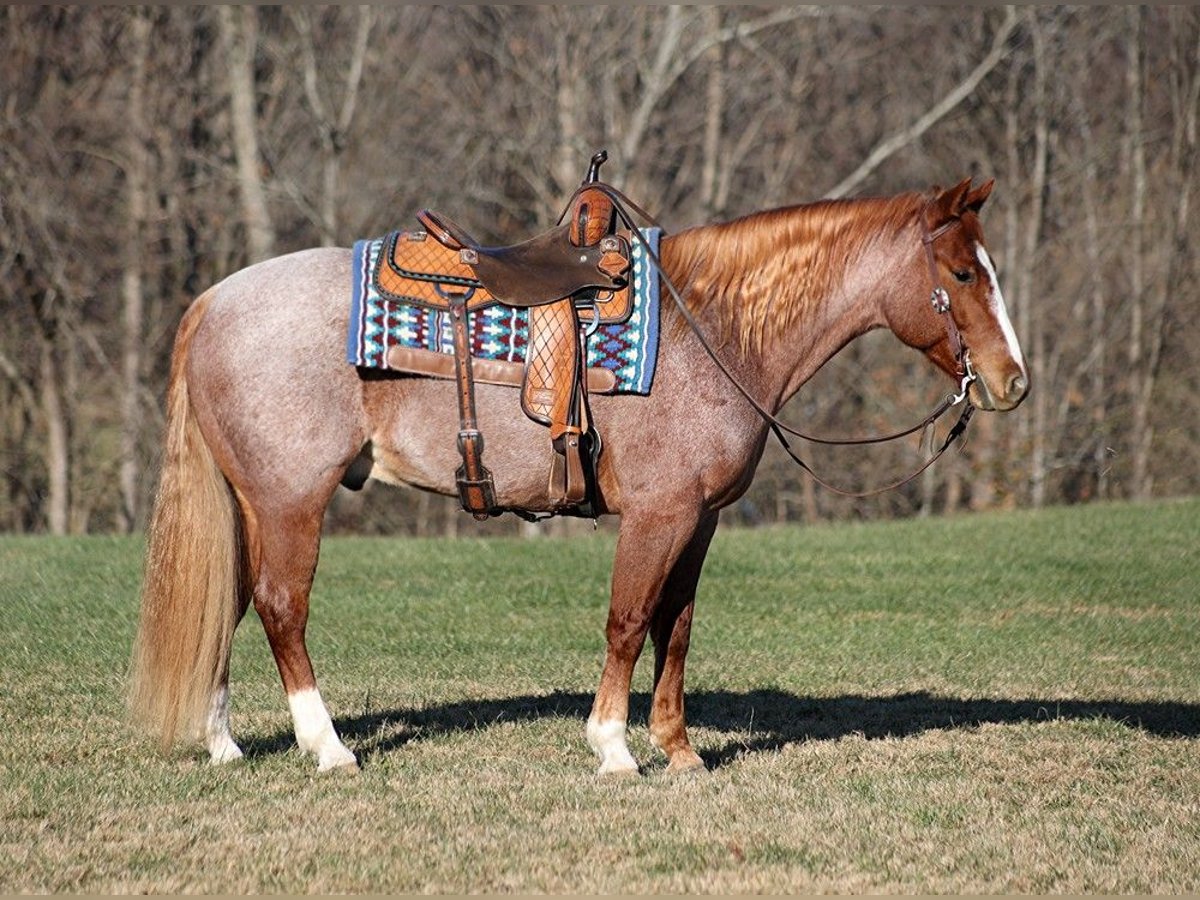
xmin=1 ymin=498 xmax=1198 ymax=893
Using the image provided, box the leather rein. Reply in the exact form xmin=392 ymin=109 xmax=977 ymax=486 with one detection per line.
xmin=562 ymin=183 xmax=978 ymax=498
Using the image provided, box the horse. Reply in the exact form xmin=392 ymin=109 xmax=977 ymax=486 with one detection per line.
xmin=129 ymin=177 xmax=1028 ymax=775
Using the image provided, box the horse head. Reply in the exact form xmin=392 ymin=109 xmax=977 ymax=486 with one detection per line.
xmin=887 ymin=179 xmax=1029 ymax=412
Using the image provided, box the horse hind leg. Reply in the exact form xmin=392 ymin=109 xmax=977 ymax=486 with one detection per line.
xmin=205 ymin=683 xmax=243 ymax=763
xmin=202 ymin=494 xmax=258 ymax=764
xmin=249 ymin=498 xmax=357 ymax=772
xmin=193 ymin=478 xmax=356 ymax=773
xmin=191 ymin=374 xmax=359 ymax=771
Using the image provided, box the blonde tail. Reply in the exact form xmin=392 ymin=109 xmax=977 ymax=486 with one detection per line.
xmin=129 ymin=293 xmax=245 ymax=748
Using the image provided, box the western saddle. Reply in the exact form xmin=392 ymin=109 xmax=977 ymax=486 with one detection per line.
xmin=373 ymin=151 xmax=637 ymax=520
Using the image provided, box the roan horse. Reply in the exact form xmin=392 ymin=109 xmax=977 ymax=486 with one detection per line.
xmin=130 ymin=177 xmax=1027 ymax=774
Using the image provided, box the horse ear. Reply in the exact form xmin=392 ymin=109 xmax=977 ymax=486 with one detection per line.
xmin=963 ymin=178 xmax=994 ymax=213
xmin=928 ymin=178 xmax=973 ymax=228
xmin=945 ymin=178 xmax=973 ymax=213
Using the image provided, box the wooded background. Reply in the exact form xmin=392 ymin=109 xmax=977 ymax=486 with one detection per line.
xmin=1 ymin=5 xmax=1196 ymax=537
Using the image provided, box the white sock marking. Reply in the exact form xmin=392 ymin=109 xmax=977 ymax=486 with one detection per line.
xmin=288 ymin=688 xmax=357 ymax=771
xmin=205 ymin=685 xmax=244 ymax=764
xmin=586 ymin=715 xmax=639 ymax=775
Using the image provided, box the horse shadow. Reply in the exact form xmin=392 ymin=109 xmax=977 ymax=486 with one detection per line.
xmin=244 ymin=688 xmax=1200 ymax=768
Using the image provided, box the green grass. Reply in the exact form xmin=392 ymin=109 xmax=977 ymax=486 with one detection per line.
xmin=1 ymin=498 xmax=1198 ymax=892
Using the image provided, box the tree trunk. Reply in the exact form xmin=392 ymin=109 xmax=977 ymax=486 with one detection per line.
xmin=942 ymin=451 xmax=963 ymax=515
xmin=291 ymin=6 xmax=374 ymax=246
xmin=218 ymin=6 xmax=275 ymax=263
xmin=699 ymin=6 xmax=724 ymax=220
xmin=1125 ymin=7 xmax=1150 ymax=500
xmin=1024 ymin=11 xmax=1050 ymax=508
xmin=118 ymin=8 xmax=151 ymax=533
xmin=553 ymin=18 xmax=582 ymax=204
xmin=618 ymin=6 xmax=685 ymax=173
xmin=38 ymin=335 xmax=69 ymax=536
xmin=0 ymin=350 xmax=38 ymax=532
xmin=1074 ymin=94 xmax=1110 ymax=501
xmin=1002 ymin=53 xmax=1025 ymax=504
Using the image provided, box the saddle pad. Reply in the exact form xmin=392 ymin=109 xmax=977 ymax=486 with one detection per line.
xmin=347 ymin=228 xmax=662 ymax=395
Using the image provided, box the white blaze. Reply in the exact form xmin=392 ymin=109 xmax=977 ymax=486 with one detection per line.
xmin=976 ymin=244 xmax=1026 ymax=371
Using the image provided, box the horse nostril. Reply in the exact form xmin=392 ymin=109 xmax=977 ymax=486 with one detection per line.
xmin=1007 ymin=373 xmax=1028 ymax=398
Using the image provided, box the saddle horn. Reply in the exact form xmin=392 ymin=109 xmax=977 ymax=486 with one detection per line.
xmin=584 ymin=150 xmax=608 ymax=185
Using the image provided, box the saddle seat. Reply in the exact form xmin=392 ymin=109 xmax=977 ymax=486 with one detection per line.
xmin=375 ymin=151 xmax=639 ymax=521
xmin=416 ymin=211 xmax=630 ymax=308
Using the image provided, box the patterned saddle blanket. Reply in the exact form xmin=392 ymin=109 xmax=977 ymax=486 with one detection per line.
xmin=346 ymin=227 xmax=662 ymax=395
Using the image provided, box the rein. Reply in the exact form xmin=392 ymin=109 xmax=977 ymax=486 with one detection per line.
xmin=564 ymin=182 xmax=978 ymax=498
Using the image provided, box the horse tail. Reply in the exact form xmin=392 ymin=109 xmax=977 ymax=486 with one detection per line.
xmin=129 ymin=291 xmax=246 ymax=749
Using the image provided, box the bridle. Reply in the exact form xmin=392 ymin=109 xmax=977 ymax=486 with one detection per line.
xmin=560 ymin=184 xmax=979 ymax=498
xmin=922 ymin=212 xmax=977 ymax=400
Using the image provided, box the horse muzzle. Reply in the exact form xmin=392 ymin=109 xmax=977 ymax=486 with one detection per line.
xmin=970 ymin=369 xmax=1028 ymax=411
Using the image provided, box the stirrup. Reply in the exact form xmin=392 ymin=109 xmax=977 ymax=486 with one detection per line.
xmin=456 ymin=470 xmax=497 ymax=520
xmin=455 ymin=428 xmax=496 ymax=518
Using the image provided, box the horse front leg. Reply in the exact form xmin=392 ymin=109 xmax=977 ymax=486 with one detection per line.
xmin=648 ymin=511 xmax=718 ymax=773
xmin=587 ymin=507 xmax=706 ymax=775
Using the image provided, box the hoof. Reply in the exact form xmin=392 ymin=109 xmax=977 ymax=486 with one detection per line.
xmin=597 ymin=759 xmax=640 ymax=777
xmin=665 ymin=752 xmax=707 ymax=776
xmin=316 ymin=745 xmax=359 ymax=773
xmin=207 ymin=738 xmax=245 ymax=766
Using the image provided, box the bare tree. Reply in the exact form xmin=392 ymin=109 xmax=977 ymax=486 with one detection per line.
xmin=118 ymin=7 xmax=152 ymax=533
xmin=1022 ymin=10 xmax=1050 ymax=508
xmin=288 ymin=6 xmax=375 ymax=246
xmin=217 ymin=6 xmax=275 ymax=262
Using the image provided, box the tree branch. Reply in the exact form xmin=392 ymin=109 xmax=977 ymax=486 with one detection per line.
xmin=0 ymin=347 xmax=37 ymax=413
xmin=621 ymin=6 xmax=825 ymax=165
xmin=337 ymin=6 xmax=375 ymax=135
xmin=824 ymin=7 xmax=1019 ymax=199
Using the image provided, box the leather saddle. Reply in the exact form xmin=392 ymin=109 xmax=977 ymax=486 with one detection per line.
xmin=372 ymin=151 xmax=636 ymax=520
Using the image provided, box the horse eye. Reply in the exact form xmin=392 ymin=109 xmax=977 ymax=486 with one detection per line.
xmin=953 ymin=269 xmax=975 ymax=284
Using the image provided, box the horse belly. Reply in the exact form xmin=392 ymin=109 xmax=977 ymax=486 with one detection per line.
xmin=361 ymin=375 xmax=566 ymax=509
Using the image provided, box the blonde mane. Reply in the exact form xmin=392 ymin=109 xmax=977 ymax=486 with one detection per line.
xmin=660 ymin=192 xmax=924 ymax=353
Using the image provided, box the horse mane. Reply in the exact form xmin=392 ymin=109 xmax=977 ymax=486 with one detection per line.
xmin=660 ymin=191 xmax=926 ymax=353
